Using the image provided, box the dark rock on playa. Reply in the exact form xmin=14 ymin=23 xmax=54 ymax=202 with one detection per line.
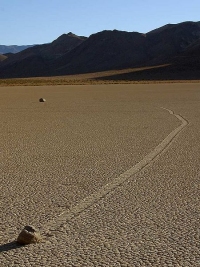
xmin=39 ymin=98 xmax=46 ymax=102
xmin=17 ymin=225 xmax=42 ymax=245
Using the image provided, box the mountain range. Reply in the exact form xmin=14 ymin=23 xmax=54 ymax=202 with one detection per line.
xmin=0 ymin=45 xmax=34 ymax=55
xmin=0 ymin=21 xmax=200 ymax=80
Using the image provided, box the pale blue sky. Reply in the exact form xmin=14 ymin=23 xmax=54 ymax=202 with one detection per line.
xmin=1 ymin=0 xmax=200 ymax=45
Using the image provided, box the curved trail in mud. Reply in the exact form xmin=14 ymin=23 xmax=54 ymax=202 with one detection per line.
xmin=43 ymin=107 xmax=188 ymax=235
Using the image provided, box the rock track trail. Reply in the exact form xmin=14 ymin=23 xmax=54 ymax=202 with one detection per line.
xmin=42 ymin=107 xmax=188 ymax=236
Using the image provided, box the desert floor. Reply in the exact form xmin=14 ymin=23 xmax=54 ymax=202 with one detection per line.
xmin=0 ymin=84 xmax=200 ymax=266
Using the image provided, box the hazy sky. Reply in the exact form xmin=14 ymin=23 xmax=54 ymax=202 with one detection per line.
xmin=1 ymin=0 xmax=200 ymax=45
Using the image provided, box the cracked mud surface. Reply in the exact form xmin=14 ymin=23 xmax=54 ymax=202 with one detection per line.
xmin=1 ymin=84 xmax=200 ymax=266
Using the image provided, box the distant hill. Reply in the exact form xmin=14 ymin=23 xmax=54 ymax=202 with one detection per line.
xmin=0 ymin=33 xmax=87 ymax=77
xmin=0 ymin=45 xmax=34 ymax=54
xmin=0 ymin=21 xmax=200 ymax=79
xmin=145 ymin=21 xmax=200 ymax=65
xmin=52 ymin=30 xmax=147 ymax=75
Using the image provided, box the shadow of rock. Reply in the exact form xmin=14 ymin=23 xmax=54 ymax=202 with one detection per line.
xmin=0 ymin=241 xmax=23 ymax=253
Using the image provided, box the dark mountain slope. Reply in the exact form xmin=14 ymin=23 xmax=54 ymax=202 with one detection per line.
xmin=145 ymin=21 xmax=200 ymax=65
xmin=3 ymin=52 xmax=14 ymax=57
xmin=0 ymin=54 xmax=52 ymax=78
xmin=52 ymin=30 xmax=147 ymax=75
xmin=47 ymin=33 xmax=87 ymax=56
xmin=0 ymin=33 xmax=86 ymax=78
xmin=95 ymin=43 xmax=200 ymax=82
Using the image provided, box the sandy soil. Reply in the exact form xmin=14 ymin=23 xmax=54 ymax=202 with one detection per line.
xmin=0 ymin=84 xmax=200 ymax=266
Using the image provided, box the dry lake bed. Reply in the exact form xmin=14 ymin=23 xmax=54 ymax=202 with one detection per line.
xmin=0 ymin=84 xmax=200 ymax=266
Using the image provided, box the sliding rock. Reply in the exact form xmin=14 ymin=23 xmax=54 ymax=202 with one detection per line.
xmin=17 ymin=225 xmax=42 ymax=245
xmin=39 ymin=98 xmax=46 ymax=102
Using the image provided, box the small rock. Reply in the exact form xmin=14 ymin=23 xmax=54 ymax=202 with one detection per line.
xmin=17 ymin=225 xmax=42 ymax=245
xmin=39 ymin=98 xmax=46 ymax=102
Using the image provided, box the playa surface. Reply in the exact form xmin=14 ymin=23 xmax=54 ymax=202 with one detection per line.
xmin=1 ymin=84 xmax=200 ymax=266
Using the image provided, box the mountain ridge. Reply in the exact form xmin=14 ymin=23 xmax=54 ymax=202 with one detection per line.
xmin=0 ymin=45 xmax=34 ymax=54
xmin=0 ymin=21 xmax=200 ymax=79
